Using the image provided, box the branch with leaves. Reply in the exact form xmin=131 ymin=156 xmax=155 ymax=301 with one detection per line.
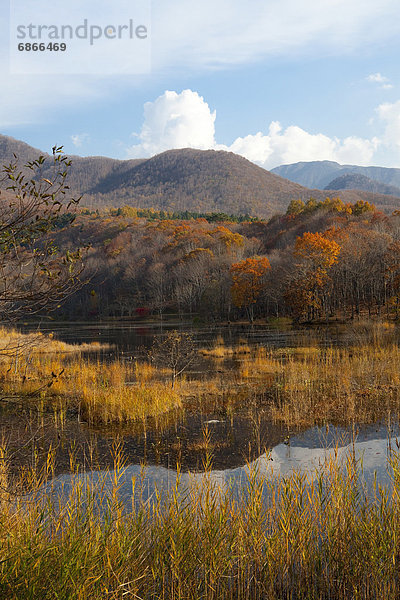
xmin=0 ymin=146 xmax=84 ymax=320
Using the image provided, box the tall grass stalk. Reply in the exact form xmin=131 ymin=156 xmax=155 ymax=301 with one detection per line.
xmin=2 ymin=449 xmax=400 ymax=598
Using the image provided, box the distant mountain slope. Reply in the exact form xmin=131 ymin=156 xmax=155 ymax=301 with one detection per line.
xmin=272 ymin=161 xmax=400 ymax=190
xmin=271 ymin=161 xmax=342 ymax=189
xmin=325 ymin=173 xmax=400 ymax=196
xmin=0 ymin=134 xmax=51 ymax=168
xmin=0 ymin=134 xmax=400 ymax=217
xmin=83 ymin=148 xmax=340 ymax=216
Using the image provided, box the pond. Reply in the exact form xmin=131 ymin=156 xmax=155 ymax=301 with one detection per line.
xmin=42 ymin=421 xmax=400 ymax=509
xmin=18 ymin=316 xmax=378 ymax=357
xmin=4 ymin=318 xmax=400 ymax=497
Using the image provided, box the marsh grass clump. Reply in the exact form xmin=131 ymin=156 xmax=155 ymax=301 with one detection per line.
xmin=1 ymin=355 xmax=183 ymax=425
xmin=199 ymin=335 xmax=230 ymax=358
xmin=80 ymin=380 xmax=182 ymax=424
xmin=267 ymin=343 xmax=400 ymax=426
xmin=0 ymin=328 xmax=184 ymax=424
xmin=199 ymin=337 xmax=251 ymax=358
xmin=0 ymin=326 xmax=108 ymax=357
xmin=2 ymin=448 xmax=400 ymax=599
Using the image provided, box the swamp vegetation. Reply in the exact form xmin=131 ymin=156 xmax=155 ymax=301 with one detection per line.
xmin=1 ymin=321 xmax=400 ymax=598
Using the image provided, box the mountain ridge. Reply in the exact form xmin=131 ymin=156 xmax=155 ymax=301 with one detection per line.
xmin=0 ymin=134 xmax=399 ymax=217
xmin=272 ymin=160 xmax=400 ymax=191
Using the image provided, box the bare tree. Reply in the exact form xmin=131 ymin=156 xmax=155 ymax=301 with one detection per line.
xmin=149 ymin=330 xmax=196 ymax=388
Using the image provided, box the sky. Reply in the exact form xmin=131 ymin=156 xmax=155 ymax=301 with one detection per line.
xmin=2 ymin=0 xmax=400 ymax=169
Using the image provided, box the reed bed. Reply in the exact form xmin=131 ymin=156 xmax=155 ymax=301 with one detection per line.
xmin=268 ymin=343 xmax=400 ymax=426
xmin=0 ymin=353 xmax=183 ymax=425
xmin=0 ymin=327 xmax=107 ymax=356
xmin=222 ymin=340 xmax=400 ymax=426
xmin=3 ymin=325 xmax=400 ymax=427
xmin=1 ymin=448 xmax=400 ymax=599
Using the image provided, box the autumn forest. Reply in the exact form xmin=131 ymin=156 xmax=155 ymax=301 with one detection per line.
xmin=54 ymin=196 xmax=400 ymax=323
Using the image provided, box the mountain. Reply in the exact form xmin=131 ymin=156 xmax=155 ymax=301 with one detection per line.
xmin=0 ymin=134 xmax=400 ymax=217
xmin=271 ymin=160 xmax=400 ymax=191
xmin=80 ymin=148 xmax=343 ymax=216
xmin=0 ymin=135 xmax=145 ymax=193
xmin=69 ymin=149 xmax=400 ymax=216
xmin=271 ymin=161 xmax=343 ymax=189
xmin=0 ymin=134 xmax=46 ymax=165
xmin=325 ymin=173 xmax=400 ymax=196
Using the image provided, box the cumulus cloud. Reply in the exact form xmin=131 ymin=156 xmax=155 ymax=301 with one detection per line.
xmin=126 ymin=90 xmax=216 ymax=157
xmin=367 ymin=73 xmax=389 ymax=84
xmin=127 ymin=89 xmax=381 ymax=168
xmin=225 ymin=124 xmax=378 ymax=169
xmin=376 ymin=100 xmax=400 ymax=151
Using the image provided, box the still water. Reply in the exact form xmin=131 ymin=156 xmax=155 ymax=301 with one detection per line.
xmin=7 ymin=319 xmax=400 ymax=498
xmin=44 ymin=422 xmax=400 ymax=508
xmin=19 ymin=317 xmax=367 ymax=356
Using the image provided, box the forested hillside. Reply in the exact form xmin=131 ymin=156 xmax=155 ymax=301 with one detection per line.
xmin=325 ymin=173 xmax=400 ymax=196
xmin=53 ymin=198 xmax=400 ymax=323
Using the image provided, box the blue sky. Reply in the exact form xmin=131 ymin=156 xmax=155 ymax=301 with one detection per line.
xmin=2 ymin=0 xmax=400 ymax=169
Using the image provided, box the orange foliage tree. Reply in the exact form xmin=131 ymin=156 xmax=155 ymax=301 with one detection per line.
xmin=230 ymin=256 xmax=271 ymax=321
xmin=286 ymin=232 xmax=341 ymax=321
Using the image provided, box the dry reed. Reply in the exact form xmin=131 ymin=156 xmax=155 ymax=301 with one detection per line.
xmin=1 ymin=446 xmax=400 ymax=599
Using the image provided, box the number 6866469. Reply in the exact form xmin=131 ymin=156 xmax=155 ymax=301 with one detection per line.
xmin=18 ymin=43 xmax=67 ymax=51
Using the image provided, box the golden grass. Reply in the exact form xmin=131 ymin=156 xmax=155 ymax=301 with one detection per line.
xmin=3 ymin=325 xmax=400 ymax=428
xmin=199 ymin=337 xmax=251 ymax=358
xmin=2 ymin=446 xmax=400 ymax=599
xmin=0 ymin=353 xmax=183 ymax=425
xmin=0 ymin=326 xmax=108 ymax=357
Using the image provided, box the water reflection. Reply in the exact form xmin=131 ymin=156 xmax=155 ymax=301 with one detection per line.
xmin=45 ymin=421 xmax=400 ymax=507
xmin=18 ymin=319 xmax=376 ymax=359
xmin=10 ymin=319 xmax=400 ymax=502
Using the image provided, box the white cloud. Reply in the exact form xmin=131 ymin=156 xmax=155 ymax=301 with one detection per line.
xmin=1 ymin=0 xmax=400 ymax=127
xmin=366 ymin=73 xmax=394 ymax=91
xmin=126 ymin=90 xmax=216 ymax=158
xmin=334 ymin=136 xmax=380 ymax=165
xmin=376 ymin=100 xmax=400 ymax=150
xmin=367 ymin=73 xmax=389 ymax=84
xmin=126 ymin=90 xmax=380 ymax=168
xmin=224 ymin=125 xmax=378 ymax=169
xmin=71 ymin=133 xmax=90 ymax=148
